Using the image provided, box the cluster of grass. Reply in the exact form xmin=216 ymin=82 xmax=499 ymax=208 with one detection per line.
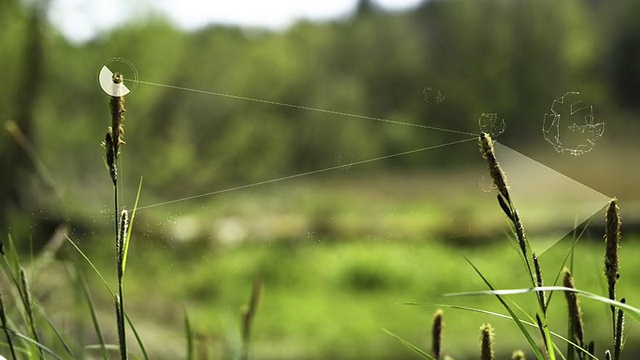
xmin=384 ymin=134 xmax=637 ymax=359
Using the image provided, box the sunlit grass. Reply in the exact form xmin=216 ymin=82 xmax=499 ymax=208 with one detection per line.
xmin=63 ymin=232 xmax=639 ymax=359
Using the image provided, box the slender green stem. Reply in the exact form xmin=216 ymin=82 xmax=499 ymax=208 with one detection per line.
xmin=107 ymin=89 xmax=128 ymax=360
xmin=0 ymin=287 xmax=17 ymax=360
xmin=20 ymin=267 xmax=44 ymax=359
xmin=114 ymin=185 xmax=127 ymax=359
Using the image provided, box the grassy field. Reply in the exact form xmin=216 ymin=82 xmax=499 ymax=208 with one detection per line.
xmin=49 ymin=230 xmax=637 ymax=359
xmin=8 ymin=169 xmax=629 ymax=359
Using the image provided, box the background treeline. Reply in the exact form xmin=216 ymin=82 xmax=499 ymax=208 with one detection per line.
xmin=1 ymin=0 xmax=639 ymax=228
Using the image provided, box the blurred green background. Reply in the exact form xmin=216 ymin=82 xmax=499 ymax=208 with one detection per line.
xmin=2 ymin=0 xmax=640 ymax=358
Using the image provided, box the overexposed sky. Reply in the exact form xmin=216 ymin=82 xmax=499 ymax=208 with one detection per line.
xmin=49 ymin=0 xmax=423 ymax=43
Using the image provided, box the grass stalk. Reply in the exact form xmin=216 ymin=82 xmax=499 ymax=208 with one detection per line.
xmin=78 ymin=269 xmax=110 ymax=360
xmin=614 ymin=298 xmax=624 ymax=360
xmin=478 ymin=133 xmax=552 ymax=357
xmin=240 ymin=278 xmax=264 ymax=360
xmin=184 ymin=307 xmax=195 ymax=360
xmin=103 ymin=72 xmax=128 ymax=360
xmin=0 ymin=285 xmax=18 ymax=359
xmin=19 ymin=267 xmax=44 ymax=359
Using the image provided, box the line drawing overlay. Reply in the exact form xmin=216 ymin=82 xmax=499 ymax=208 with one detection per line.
xmin=132 ymin=79 xmax=478 ymax=136
xmin=137 ymin=137 xmax=477 ymax=210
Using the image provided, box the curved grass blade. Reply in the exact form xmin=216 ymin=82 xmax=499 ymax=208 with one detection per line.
xmin=445 ymin=286 xmax=640 ymax=323
xmin=78 ymin=270 xmax=110 ymax=360
xmin=381 ymin=328 xmax=436 ymax=360
xmin=9 ymin=329 xmax=63 ymax=360
xmin=125 ymin=313 xmax=148 ymax=360
xmin=64 ymin=236 xmax=114 ymax=297
xmin=66 ymin=235 xmax=146 ymax=358
xmin=40 ymin=308 xmax=75 ymax=358
xmin=0 ymin=286 xmax=18 ymax=359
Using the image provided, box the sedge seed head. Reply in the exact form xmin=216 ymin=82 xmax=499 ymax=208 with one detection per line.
xmin=112 ymin=72 xmax=124 ymax=84
xmin=562 ymin=268 xmax=584 ymax=347
xmin=511 ymin=350 xmax=526 ymax=360
xmin=480 ymin=323 xmax=494 ymax=360
xmin=432 ymin=309 xmax=444 ymax=360
xmin=478 ymin=133 xmax=510 ymax=202
xmin=604 ymin=198 xmax=621 ymax=293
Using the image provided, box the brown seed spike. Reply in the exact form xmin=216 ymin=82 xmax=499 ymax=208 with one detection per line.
xmin=480 ymin=323 xmax=494 ymax=360
xmin=432 ymin=309 xmax=443 ymax=360
xmin=109 ymin=88 xmax=126 ymax=157
xmin=563 ymin=268 xmax=585 ymax=350
xmin=103 ymin=132 xmax=117 ymax=185
xmin=533 ymin=253 xmax=546 ymax=313
xmin=604 ymin=198 xmax=621 ymax=303
xmin=511 ymin=350 xmax=526 ymax=360
xmin=478 ymin=133 xmax=510 ymax=202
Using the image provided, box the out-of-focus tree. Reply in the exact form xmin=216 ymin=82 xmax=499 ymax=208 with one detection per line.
xmin=5 ymin=0 xmax=639 ymax=224
xmin=0 ymin=0 xmax=49 ymax=232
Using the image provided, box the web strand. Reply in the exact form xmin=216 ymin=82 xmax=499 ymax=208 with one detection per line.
xmin=132 ymin=79 xmax=478 ymax=136
xmin=137 ymin=137 xmax=477 ymax=210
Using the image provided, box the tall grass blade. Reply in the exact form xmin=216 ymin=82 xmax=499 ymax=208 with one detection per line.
xmin=462 ymin=257 xmax=547 ymax=360
xmin=65 ymin=235 xmax=147 ymax=358
xmin=445 ymin=286 xmax=640 ymax=323
xmin=241 ymin=278 xmax=264 ymax=360
xmin=79 ymin=270 xmax=110 ymax=360
xmin=19 ymin=267 xmax=44 ymax=359
xmin=9 ymin=329 xmax=63 ymax=360
xmin=125 ymin=313 xmax=149 ymax=360
xmin=0 ymin=286 xmax=17 ymax=359
xmin=184 ymin=307 xmax=194 ymax=360
xmin=41 ymin=310 xmax=75 ymax=358
xmin=64 ymin=236 xmax=114 ymax=297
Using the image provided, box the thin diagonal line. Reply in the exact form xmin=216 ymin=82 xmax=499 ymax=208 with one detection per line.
xmin=137 ymin=137 xmax=477 ymax=210
xmin=132 ymin=79 xmax=478 ymax=136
